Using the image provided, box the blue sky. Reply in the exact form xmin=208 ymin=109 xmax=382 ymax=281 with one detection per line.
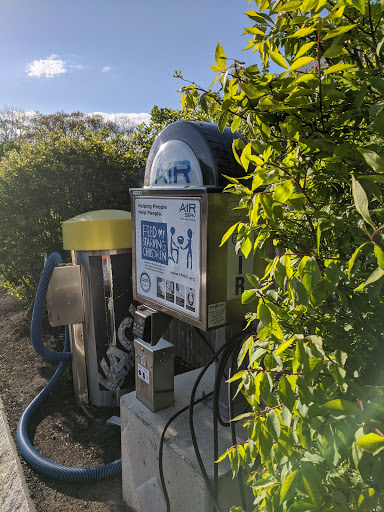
xmin=0 ymin=0 xmax=259 ymax=120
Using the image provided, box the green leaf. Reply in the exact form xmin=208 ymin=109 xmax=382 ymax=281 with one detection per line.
xmin=324 ymin=63 xmax=355 ymax=75
xmin=275 ymin=0 xmax=303 ymax=12
xmin=299 ymin=256 xmax=320 ymax=293
xmin=244 ymin=11 xmax=267 ymax=23
xmin=323 ymin=42 xmax=343 ymax=58
xmin=280 ymin=469 xmax=299 ymax=504
xmin=209 ymin=64 xmax=223 ymax=73
xmin=247 ymin=273 xmax=260 ymax=288
xmin=258 ymin=302 xmax=272 ymax=326
xmin=301 ymin=463 xmax=323 ymax=506
xmin=276 ymin=337 xmax=295 ymax=356
xmin=238 ymin=335 xmax=253 ymax=367
xmin=286 ymin=27 xmax=316 ymax=38
xmin=258 ymin=428 xmax=273 ymax=461
xmin=215 ymin=448 xmax=230 ymax=463
xmin=355 ymin=433 xmax=384 ymax=453
xmin=266 ymin=410 xmax=281 ymax=441
xmin=289 ymin=276 xmax=309 ymax=306
xmin=288 ymin=57 xmax=315 ymax=73
xmin=215 ymin=43 xmax=227 ymax=70
xmin=374 ymin=109 xmax=384 ymax=136
xmin=295 ymin=41 xmax=316 ymax=60
xmin=354 ymin=266 xmax=384 ymax=291
xmin=240 ymin=83 xmax=267 ymax=99
xmin=244 ymin=26 xmax=265 ymax=36
xmin=322 ymin=24 xmax=356 ymax=41
xmin=220 ymin=222 xmax=239 ymax=247
xmin=351 ymin=0 xmax=366 ymax=13
xmin=375 ymin=245 xmax=384 ymax=270
xmin=352 ymin=175 xmax=375 ymax=229
xmin=227 ymin=370 xmax=245 ymax=383
xmin=269 ymin=50 xmax=288 ymax=69
xmin=321 ymin=399 xmax=359 ymax=415
xmin=218 ymin=110 xmax=229 ymax=133
xmin=249 ymin=347 xmax=268 ymax=365
xmin=242 ymin=289 xmax=258 ymax=304
xmin=250 ymin=476 xmax=279 ymax=490
xmin=368 ymin=76 xmax=384 ymax=95
xmin=273 ymin=180 xmax=294 ymax=203
xmin=301 ymin=0 xmax=319 ymax=9
xmin=354 ymin=81 xmax=367 ymax=108
xmin=231 ymin=116 xmax=242 ymax=133
xmin=279 ymin=376 xmax=296 ymax=410
xmin=357 ymin=147 xmax=384 ymax=173
xmin=348 ymin=242 xmax=370 ymax=277
xmin=240 ymin=234 xmax=253 ymax=258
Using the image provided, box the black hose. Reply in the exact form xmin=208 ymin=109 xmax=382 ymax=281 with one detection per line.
xmin=188 ymin=334 xmax=246 ymax=512
xmin=213 ymin=342 xmax=238 ymax=506
xmin=159 ymin=391 xmax=214 ymax=512
xmin=229 ymin=347 xmax=246 ymax=510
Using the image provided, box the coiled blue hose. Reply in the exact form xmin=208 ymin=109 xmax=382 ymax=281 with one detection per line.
xmin=16 ymin=252 xmax=122 ymax=481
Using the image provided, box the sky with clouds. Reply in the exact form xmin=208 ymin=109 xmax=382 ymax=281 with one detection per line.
xmin=0 ymin=0 xmax=259 ymax=122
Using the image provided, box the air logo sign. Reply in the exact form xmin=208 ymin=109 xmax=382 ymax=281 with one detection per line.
xmin=179 ymin=202 xmax=196 ymax=218
xmin=154 ymin=160 xmax=191 ymax=185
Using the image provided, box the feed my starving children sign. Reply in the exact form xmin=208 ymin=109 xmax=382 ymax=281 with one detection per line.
xmin=135 ymin=197 xmax=201 ymax=319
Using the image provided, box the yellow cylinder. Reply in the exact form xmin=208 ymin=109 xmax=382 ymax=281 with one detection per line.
xmin=62 ymin=210 xmax=132 ymax=251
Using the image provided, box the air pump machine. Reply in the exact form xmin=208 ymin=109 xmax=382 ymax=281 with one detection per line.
xmin=130 ymin=121 xmax=265 ymax=411
xmin=47 ymin=210 xmax=137 ymax=407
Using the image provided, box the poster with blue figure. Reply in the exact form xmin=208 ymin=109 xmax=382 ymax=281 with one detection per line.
xmin=169 ymin=227 xmax=193 ymax=270
xmin=141 ymin=221 xmax=168 ymax=265
xmin=135 ymin=197 xmax=200 ymax=319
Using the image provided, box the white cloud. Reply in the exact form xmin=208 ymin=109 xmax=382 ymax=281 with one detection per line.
xmin=102 ymin=66 xmax=112 ymax=73
xmin=26 ymin=54 xmax=67 ymax=78
xmin=92 ymin=112 xmax=151 ymax=125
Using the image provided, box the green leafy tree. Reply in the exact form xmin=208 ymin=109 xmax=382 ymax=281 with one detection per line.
xmin=0 ymin=120 xmax=134 ymax=304
xmin=180 ymin=1 xmax=384 ymax=510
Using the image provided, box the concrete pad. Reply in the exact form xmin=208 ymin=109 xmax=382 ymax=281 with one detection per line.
xmin=121 ymin=366 xmax=251 ymax=512
xmin=0 ymin=397 xmax=36 ymax=512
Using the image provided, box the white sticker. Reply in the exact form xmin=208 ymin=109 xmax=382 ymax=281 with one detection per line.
xmin=208 ymin=302 xmax=226 ymax=328
xmin=137 ymin=363 xmax=150 ymax=384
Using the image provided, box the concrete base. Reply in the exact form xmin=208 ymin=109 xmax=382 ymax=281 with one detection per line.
xmin=0 ymin=397 xmax=36 ymax=512
xmin=121 ymin=366 xmax=251 ymax=512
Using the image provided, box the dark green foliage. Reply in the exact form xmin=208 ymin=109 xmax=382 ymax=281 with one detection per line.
xmin=180 ymin=0 xmax=384 ymax=510
xmin=0 ymin=122 xmax=134 ymax=304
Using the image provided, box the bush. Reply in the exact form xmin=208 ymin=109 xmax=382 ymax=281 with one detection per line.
xmin=0 ymin=125 xmax=134 ymax=304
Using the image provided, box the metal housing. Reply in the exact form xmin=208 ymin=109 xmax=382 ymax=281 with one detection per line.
xmin=131 ymin=188 xmax=264 ymax=331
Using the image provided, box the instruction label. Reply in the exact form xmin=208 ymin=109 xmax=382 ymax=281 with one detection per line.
xmin=135 ymin=197 xmax=201 ymax=319
xmin=208 ymin=302 xmax=226 ymax=328
xmin=137 ymin=363 xmax=150 ymax=384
